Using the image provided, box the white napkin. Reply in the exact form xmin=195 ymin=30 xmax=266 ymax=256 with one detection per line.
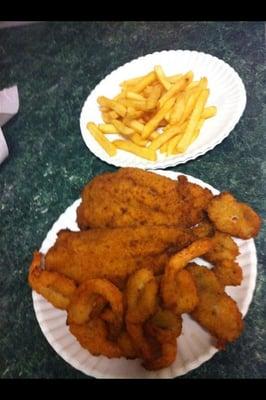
xmin=0 ymin=85 xmax=19 ymax=164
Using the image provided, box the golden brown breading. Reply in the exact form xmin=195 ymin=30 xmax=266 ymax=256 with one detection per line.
xmin=212 ymin=260 xmax=243 ymax=287
xmin=207 ymin=192 xmax=261 ymax=239
xmin=45 ymin=225 xmax=195 ymax=285
xmin=203 ymin=231 xmax=240 ymax=264
xmin=77 ymin=168 xmax=213 ymax=230
xmin=187 ymin=263 xmax=244 ymax=347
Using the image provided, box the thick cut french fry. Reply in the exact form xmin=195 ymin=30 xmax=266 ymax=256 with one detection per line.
xmin=202 ymin=106 xmax=217 ymax=119
xmin=142 ymin=97 xmax=176 ymax=139
xmin=149 ymin=122 xmax=187 ymax=151
xmin=111 ymin=119 xmax=135 ymax=136
xmin=98 ymin=96 xmax=127 ymax=117
xmin=98 ymin=124 xmax=118 ymax=134
xmin=169 ymin=92 xmax=186 ymax=125
xmin=159 ymin=71 xmax=193 ymax=108
xmin=176 ymin=89 xmax=209 ymax=153
xmin=113 ymin=140 xmax=156 ymax=161
xmin=130 ymin=72 xmax=157 ymax=93
xmin=167 ymin=122 xmax=188 ymax=155
xmin=87 ymin=123 xmax=117 ymax=157
xmin=154 ymin=65 xmax=172 ymax=90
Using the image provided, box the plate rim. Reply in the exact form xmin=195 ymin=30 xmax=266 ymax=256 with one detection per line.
xmin=79 ymin=49 xmax=247 ymax=169
xmin=32 ymin=170 xmax=257 ymax=378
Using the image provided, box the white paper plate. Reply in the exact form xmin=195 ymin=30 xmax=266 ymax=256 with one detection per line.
xmin=32 ymin=171 xmax=257 ymax=378
xmin=80 ymin=50 xmax=246 ymax=169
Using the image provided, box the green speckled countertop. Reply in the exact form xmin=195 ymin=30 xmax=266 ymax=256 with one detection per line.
xmin=0 ymin=21 xmax=265 ymax=379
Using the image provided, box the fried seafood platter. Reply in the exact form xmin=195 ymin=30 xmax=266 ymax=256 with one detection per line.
xmin=28 ymin=168 xmax=261 ymax=374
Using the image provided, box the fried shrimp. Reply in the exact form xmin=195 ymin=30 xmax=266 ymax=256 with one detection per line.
xmin=161 ymin=239 xmax=212 ymax=313
xmin=69 ymin=319 xmax=122 ymax=358
xmin=28 ymin=251 xmax=77 ymax=310
xmin=125 ymin=269 xmax=159 ymax=360
xmin=67 ymin=279 xmax=123 ymax=334
xmin=207 ymin=192 xmax=261 ymax=239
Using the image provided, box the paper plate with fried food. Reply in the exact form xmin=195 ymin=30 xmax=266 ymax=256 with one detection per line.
xmin=80 ymin=50 xmax=246 ymax=169
xmin=29 ymin=169 xmax=260 ymax=378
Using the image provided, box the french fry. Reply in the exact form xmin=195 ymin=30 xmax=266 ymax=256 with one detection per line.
xmin=169 ymin=92 xmax=186 ymax=125
xmin=202 ymin=106 xmax=217 ymax=119
xmin=128 ymin=120 xmax=145 ymax=134
xmin=142 ymin=97 xmax=176 ymax=139
xmin=179 ymin=87 xmax=202 ymax=124
xmin=120 ymin=74 xmax=147 ymax=87
xmin=160 ymin=142 xmax=168 ymax=153
xmin=167 ymin=122 xmax=188 ymax=155
xmin=154 ymin=65 xmax=172 ymax=90
xmin=125 ymin=91 xmax=146 ymax=101
xmin=146 ymin=85 xmax=163 ymax=110
xmin=113 ymin=140 xmax=157 ymax=161
xmin=126 ymin=107 xmax=143 ymax=119
xmin=166 ymin=73 xmax=182 ymax=83
xmin=88 ymin=67 xmax=216 ymax=160
xmin=111 ymin=119 xmax=135 ymax=136
xmin=98 ymin=96 xmax=127 ymax=117
xmin=158 ymin=71 xmax=193 ymax=108
xmin=87 ymin=122 xmax=117 ymax=156
xmin=118 ymin=98 xmax=147 ymax=111
xmin=108 ymin=111 xmax=119 ymax=119
xmin=129 ymin=133 xmax=148 ymax=146
xmin=149 ymin=121 xmax=187 ymax=151
xmin=130 ymin=71 xmax=157 ymax=93
xmin=187 ymin=80 xmax=200 ymax=90
xmin=98 ymin=124 xmax=118 ymax=134
xmin=176 ymin=89 xmax=209 ymax=153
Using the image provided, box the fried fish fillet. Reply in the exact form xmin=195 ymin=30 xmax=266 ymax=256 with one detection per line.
xmin=187 ymin=263 xmax=244 ymax=348
xmin=76 ymin=168 xmax=213 ymax=230
xmin=207 ymin=192 xmax=261 ymax=239
xmin=45 ymin=225 xmax=195 ymax=285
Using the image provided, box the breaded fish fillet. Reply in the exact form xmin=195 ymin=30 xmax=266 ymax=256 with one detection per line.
xmin=187 ymin=263 xmax=244 ymax=348
xmin=77 ymin=168 xmax=213 ymax=230
xmin=45 ymin=225 xmax=195 ymax=285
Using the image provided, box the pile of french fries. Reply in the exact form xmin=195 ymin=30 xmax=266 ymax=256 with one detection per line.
xmin=86 ymin=65 xmax=217 ymax=161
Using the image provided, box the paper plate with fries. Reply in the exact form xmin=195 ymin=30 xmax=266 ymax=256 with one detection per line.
xmin=80 ymin=50 xmax=246 ymax=169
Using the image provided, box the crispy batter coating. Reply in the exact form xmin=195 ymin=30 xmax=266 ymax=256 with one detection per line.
xmin=187 ymin=263 xmax=244 ymax=347
xmin=67 ymin=279 xmax=123 ymax=334
xmin=77 ymin=168 xmax=213 ymax=230
xmin=69 ymin=319 xmax=122 ymax=358
xmin=28 ymin=251 xmax=77 ymax=310
xmin=45 ymin=226 xmax=195 ymax=284
xmin=125 ymin=269 xmax=158 ymax=360
xmin=117 ymin=330 xmax=139 ymax=359
xmin=143 ymin=310 xmax=182 ymax=370
xmin=212 ymin=260 xmax=243 ymax=287
xmin=191 ymin=219 xmax=215 ymax=239
xmin=204 ymin=231 xmax=240 ymax=264
xmin=207 ymin=192 xmax=261 ymax=239
xmin=161 ymin=239 xmax=212 ymax=313
xmin=125 ymin=269 xmax=158 ymax=324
